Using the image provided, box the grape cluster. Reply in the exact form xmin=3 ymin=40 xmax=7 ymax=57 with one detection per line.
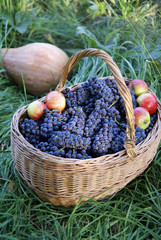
xmin=145 ymin=113 xmax=157 ymax=135
xmin=19 ymin=118 xmax=40 ymax=145
xmin=92 ymin=118 xmax=119 ymax=156
xmin=77 ymin=83 xmax=90 ymax=106
xmin=49 ymin=131 xmax=91 ymax=150
xmin=62 ymin=88 xmax=77 ymax=108
xmin=135 ymin=126 xmax=146 ymax=145
xmin=62 ymin=107 xmax=86 ymax=135
xmin=117 ymin=89 xmax=137 ymax=118
xmin=19 ymin=76 xmax=157 ymax=159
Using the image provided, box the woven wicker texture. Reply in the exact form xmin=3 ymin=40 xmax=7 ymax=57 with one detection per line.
xmin=11 ymin=49 xmax=161 ymax=207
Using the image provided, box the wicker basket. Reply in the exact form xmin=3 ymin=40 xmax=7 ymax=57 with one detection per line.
xmin=11 ymin=49 xmax=161 ymax=207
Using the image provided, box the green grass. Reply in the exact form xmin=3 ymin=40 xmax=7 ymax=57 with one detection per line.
xmin=0 ymin=0 xmax=161 ymax=239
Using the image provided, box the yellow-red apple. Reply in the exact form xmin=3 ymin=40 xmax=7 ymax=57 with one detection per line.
xmin=136 ymin=92 xmax=157 ymax=115
xmin=27 ymin=100 xmax=47 ymax=120
xmin=134 ymin=107 xmax=150 ymax=129
xmin=128 ymin=79 xmax=148 ymax=97
xmin=45 ymin=90 xmax=66 ymax=112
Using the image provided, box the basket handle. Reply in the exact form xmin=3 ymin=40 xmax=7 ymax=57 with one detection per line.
xmin=57 ymin=48 xmax=137 ymax=159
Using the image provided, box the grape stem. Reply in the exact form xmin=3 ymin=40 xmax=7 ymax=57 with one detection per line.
xmin=109 ymin=99 xmax=119 ymax=108
xmin=114 ymin=116 xmax=120 ymax=125
xmin=58 ymin=147 xmax=65 ymax=152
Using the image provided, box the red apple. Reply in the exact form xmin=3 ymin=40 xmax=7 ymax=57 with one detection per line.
xmin=128 ymin=79 xmax=148 ymax=97
xmin=134 ymin=107 xmax=150 ymax=129
xmin=27 ymin=100 xmax=47 ymax=120
xmin=136 ymin=92 xmax=157 ymax=115
xmin=45 ymin=90 xmax=66 ymax=112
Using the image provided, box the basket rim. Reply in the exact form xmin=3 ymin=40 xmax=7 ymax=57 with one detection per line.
xmin=11 ymin=76 xmax=161 ymax=165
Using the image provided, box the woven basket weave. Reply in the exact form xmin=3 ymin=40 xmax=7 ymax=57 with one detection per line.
xmin=11 ymin=49 xmax=161 ymax=207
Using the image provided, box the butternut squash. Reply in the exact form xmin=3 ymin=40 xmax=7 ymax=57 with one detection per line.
xmin=0 ymin=43 xmax=69 ymax=95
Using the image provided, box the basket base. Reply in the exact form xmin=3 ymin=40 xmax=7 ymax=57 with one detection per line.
xmin=31 ymin=163 xmax=149 ymax=207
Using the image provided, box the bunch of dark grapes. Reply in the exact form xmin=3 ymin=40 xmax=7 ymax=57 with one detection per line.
xmin=92 ymin=118 xmax=119 ymax=156
xmin=109 ymin=125 xmax=147 ymax=153
xmin=117 ymin=89 xmax=137 ymax=118
xmin=82 ymin=97 xmax=95 ymax=115
xmin=62 ymin=107 xmax=86 ymax=135
xmin=88 ymin=77 xmax=117 ymax=106
xmin=145 ymin=113 xmax=157 ymax=135
xmin=19 ymin=118 xmax=40 ymax=145
xmin=39 ymin=108 xmax=70 ymax=139
xmin=19 ymin=76 xmax=157 ymax=159
xmin=77 ymin=82 xmax=91 ymax=106
xmin=62 ymin=88 xmax=77 ymax=108
xmin=49 ymin=130 xmax=91 ymax=150
xmin=135 ymin=126 xmax=146 ymax=145
xmin=84 ymin=100 xmax=105 ymax=137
